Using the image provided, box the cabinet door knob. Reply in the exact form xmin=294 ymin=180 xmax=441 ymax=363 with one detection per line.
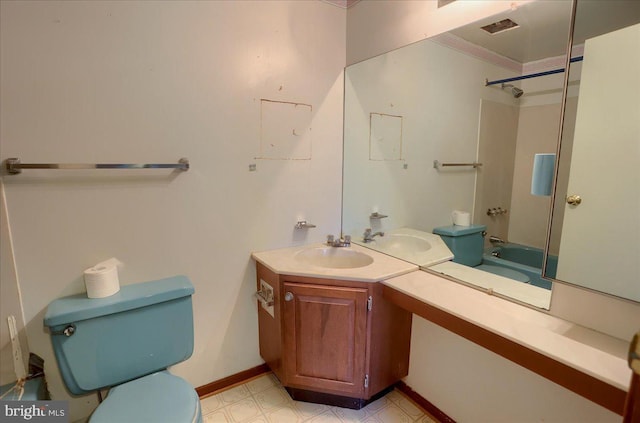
xmin=284 ymin=292 xmax=294 ymax=302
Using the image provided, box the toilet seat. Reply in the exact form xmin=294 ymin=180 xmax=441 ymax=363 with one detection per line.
xmin=89 ymin=371 xmax=201 ymax=423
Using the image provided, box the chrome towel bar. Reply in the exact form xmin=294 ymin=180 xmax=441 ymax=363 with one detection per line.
xmin=433 ymin=160 xmax=482 ymax=169
xmin=4 ymin=157 xmax=189 ymax=175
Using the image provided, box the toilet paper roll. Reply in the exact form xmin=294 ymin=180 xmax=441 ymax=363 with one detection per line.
xmin=451 ymin=210 xmax=471 ymax=226
xmin=83 ymin=258 xmax=122 ymax=298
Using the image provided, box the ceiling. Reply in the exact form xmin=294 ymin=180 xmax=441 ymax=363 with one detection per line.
xmin=328 ymin=0 xmax=639 ymax=63
xmin=449 ymin=0 xmax=640 ymax=64
xmin=323 ymin=0 xmax=360 ymax=9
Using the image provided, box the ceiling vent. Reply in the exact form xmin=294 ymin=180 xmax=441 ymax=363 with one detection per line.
xmin=437 ymin=0 xmax=457 ymax=7
xmin=481 ymin=18 xmax=519 ymax=34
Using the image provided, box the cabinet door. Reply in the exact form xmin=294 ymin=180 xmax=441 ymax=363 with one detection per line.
xmin=282 ymin=282 xmax=368 ymax=397
xmin=624 ymin=332 xmax=640 ymax=422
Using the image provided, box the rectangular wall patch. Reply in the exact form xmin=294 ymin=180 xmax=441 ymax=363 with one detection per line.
xmin=259 ymin=99 xmax=312 ymax=160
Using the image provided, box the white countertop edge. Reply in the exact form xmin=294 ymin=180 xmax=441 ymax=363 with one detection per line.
xmin=252 ymin=261 xmax=415 ymax=283
xmin=251 ymin=243 xmax=418 ymax=283
xmin=426 ymin=262 xmax=552 ymax=309
xmin=383 ymin=271 xmax=631 ymax=391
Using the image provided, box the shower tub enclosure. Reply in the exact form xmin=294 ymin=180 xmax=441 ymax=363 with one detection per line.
xmin=482 ymin=243 xmax=557 ymax=290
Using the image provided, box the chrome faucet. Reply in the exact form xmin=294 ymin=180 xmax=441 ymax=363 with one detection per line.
xmin=489 ymin=235 xmax=505 ymax=245
xmin=327 ymin=234 xmax=351 ymax=247
xmin=363 ymin=228 xmax=384 ymax=243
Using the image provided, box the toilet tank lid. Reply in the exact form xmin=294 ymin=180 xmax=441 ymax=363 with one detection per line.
xmin=44 ymin=275 xmax=194 ymax=327
xmin=433 ymin=224 xmax=486 ymax=236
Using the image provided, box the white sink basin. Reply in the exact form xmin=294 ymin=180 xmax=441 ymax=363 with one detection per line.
xmin=369 ymin=233 xmax=431 ymax=254
xmin=294 ymin=246 xmax=374 ymax=269
xmin=357 ymin=228 xmax=454 ymax=267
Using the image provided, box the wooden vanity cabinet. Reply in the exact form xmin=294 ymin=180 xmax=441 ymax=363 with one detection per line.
xmin=282 ymin=280 xmax=368 ymax=399
xmin=256 ymin=263 xmax=412 ymax=408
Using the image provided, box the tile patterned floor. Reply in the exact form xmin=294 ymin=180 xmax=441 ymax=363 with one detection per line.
xmin=200 ymin=373 xmax=437 ymax=423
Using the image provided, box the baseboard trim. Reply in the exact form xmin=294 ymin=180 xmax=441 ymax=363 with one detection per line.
xmin=396 ymin=381 xmax=456 ymax=423
xmin=285 ymin=385 xmax=394 ymax=410
xmin=196 ymin=363 xmax=270 ymax=398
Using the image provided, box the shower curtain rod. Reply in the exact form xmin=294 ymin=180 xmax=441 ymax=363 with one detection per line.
xmin=485 ymin=56 xmax=583 ymax=86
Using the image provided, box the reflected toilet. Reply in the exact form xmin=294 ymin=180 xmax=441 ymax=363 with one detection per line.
xmin=433 ymin=225 xmax=529 ymax=282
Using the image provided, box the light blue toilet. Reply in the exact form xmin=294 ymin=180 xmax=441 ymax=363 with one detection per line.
xmin=433 ymin=224 xmax=488 ymax=267
xmin=44 ymin=275 xmax=202 ymax=423
xmin=433 ymin=225 xmax=529 ymax=282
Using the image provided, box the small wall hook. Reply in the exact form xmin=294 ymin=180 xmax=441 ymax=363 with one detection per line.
xmin=295 ymin=220 xmax=316 ymax=229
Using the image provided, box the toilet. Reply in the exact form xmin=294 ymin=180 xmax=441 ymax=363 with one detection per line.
xmin=433 ymin=224 xmax=487 ymax=267
xmin=44 ymin=275 xmax=202 ymax=423
xmin=433 ymin=225 xmax=530 ymax=282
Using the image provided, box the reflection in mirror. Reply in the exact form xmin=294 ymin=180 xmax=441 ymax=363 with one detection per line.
xmin=545 ymin=0 xmax=640 ymax=303
xmin=342 ymin=1 xmax=574 ymax=310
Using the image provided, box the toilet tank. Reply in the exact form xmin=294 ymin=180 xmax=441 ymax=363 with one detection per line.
xmin=44 ymin=276 xmax=195 ymax=395
xmin=433 ymin=224 xmax=486 ymax=267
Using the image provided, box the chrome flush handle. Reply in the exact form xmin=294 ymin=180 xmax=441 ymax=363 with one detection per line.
xmin=51 ymin=324 xmax=76 ymax=337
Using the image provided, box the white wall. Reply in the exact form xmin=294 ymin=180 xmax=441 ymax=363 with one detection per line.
xmin=0 ymin=1 xmax=345 ymax=420
xmin=475 ymin=100 xmax=519 ymax=244
xmin=407 ymin=317 xmax=620 ymax=423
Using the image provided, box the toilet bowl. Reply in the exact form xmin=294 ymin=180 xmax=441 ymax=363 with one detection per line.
xmin=44 ymin=276 xmax=202 ymax=423
xmin=90 ymin=371 xmax=201 ymax=423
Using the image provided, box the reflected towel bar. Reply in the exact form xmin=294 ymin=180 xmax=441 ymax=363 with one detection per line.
xmin=4 ymin=158 xmax=190 ymax=175
xmin=433 ymin=160 xmax=482 ymax=169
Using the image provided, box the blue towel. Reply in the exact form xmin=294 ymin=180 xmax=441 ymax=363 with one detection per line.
xmin=531 ymin=153 xmax=555 ymax=196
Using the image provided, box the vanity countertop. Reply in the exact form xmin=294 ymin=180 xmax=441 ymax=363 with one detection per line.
xmin=252 ymin=242 xmax=418 ymax=282
xmin=383 ymin=270 xmax=631 ymax=391
xmin=252 ymin=243 xmax=631 ymax=412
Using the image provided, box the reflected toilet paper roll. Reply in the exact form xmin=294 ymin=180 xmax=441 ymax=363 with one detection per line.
xmin=452 ymin=210 xmax=471 ymax=226
xmin=84 ymin=258 xmax=122 ymax=298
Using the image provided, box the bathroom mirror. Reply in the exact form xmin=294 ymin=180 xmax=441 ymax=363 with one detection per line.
xmin=342 ymin=1 xmax=576 ymax=309
xmin=543 ymin=0 xmax=640 ymax=303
